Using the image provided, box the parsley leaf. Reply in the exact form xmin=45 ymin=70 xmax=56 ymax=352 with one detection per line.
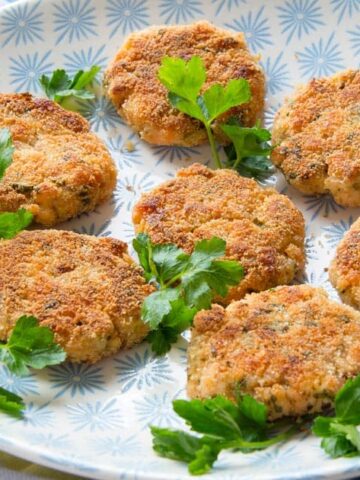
xmin=0 ymin=387 xmax=25 ymax=418
xmin=0 ymin=209 xmax=33 ymax=239
xmin=222 ymin=122 xmax=274 ymax=180
xmin=134 ymin=235 xmax=244 ymax=355
xmin=313 ymin=375 xmax=360 ymax=458
xmin=39 ymin=66 xmax=100 ymax=104
xmin=151 ymin=395 xmax=300 ymax=475
xmin=201 ymin=79 xmax=251 ymax=123
xmin=158 ymin=56 xmax=251 ymax=169
xmin=0 ymin=316 xmax=66 ymax=376
xmin=0 ymin=128 xmax=14 ymax=180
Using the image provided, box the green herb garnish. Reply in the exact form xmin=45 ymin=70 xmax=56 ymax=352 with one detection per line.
xmin=133 ymin=234 xmax=244 ymax=355
xmin=39 ymin=66 xmax=100 ymax=104
xmin=0 ymin=128 xmax=14 ymax=180
xmin=313 ymin=376 xmax=360 ymax=458
xmin=0 ymin=316 xmax=66 ymax=418
xmin=0 ymin=209 xmax=33 ymax=239
xmin=0 ymin=387 xmax=25 ymax=419
xmin=222 ymin=121 xmax=274 ymax=180
xmin=157 ymin=56 xmax=273 ymax=179
xmin=0 ymin=316 xmax=66 ymax=376
xmin=151 ymin=395 xmax=300 ymax=475
xmin=158 ymin=56 xmax=250 ymax=170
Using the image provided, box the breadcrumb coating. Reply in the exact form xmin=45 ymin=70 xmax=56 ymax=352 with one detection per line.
xmin=133 ymin=163 xmax=305 ymax=303
xmin=330 ymin=217 xmax=360 ymax=309
xmin=271 ymin=70 xmax=360 ymax=207
xmin=105 ymin=21 xmax=265 ymax=146
xmin=0 ymin=93 xmax=117 ymax=225
xmin=188 ymin=285 xmax=360 ymax=420
xmin=0 ymin=230 xmax=154 ymax=363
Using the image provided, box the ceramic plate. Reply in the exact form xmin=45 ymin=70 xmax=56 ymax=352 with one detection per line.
xmin=0 ymin=0 xmax=360 ymax=478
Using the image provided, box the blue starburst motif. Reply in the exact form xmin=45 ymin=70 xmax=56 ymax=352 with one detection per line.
xmin=296 ymin=269 xmax=334 ymax=296
xmin=63 ymin=45 xmax=107 ymax=79
xmin=159 ymin=0 xmax=202 ymax=24
xmin=305 ymin=234 xmax=318 ymax=260
xmin=0 ymin=366 xmax=38 ymax=396
xmin=297 ymin=33 xmax=345 ymax=79
xmin=30 ymin=433 xmax=70 ymax=450
xmin=95 ymin=435 xmax=141 ymax=456
xmin=349 ymin=26 xmax=360 ymax=59
xmin=49 ymin=363 xmax=106 ymax=398
xmin=261 ymin=53 xmax=291 ymax=95
xmin=114 ymin=172 xmax=155 ymax=211
xmin=107 ymin=134 xmax=142 ymax=169
xmin=264 ymin=103 xmax=280 ymax=129
xmin=67 ymin=399 xmax=123 ymax=432
xmin=226 ymin=6 xmax=272 ymax=52
xmin=106 ymin=0 xmax=149 ymax=38
xmin=303 ymin=193 xmax=345 ymax=221
xmin=115 ymin=348 xmax=174 ymax=392
xmin=0 ymin=0 xmax=43 ymax=46
xmin=9 ymin=51 xmax=53 ymax=93
xmin=77 ymin=95 xmax=122 ymax=132
xmin=74 ymin=220 xmax=112 ymax=237
xmin=21 ymin=403 xmax=55 ymax=428
xmin=331 ymin=0 xmax=360 ymax=22
xmin=322 ymin=216 xmax=354 ymax=248
xmin=252 ymin=444 xmax=301 ymax=469
xmin=153 ymin=145 xmax=200 ymax=165
xmin=277 ymin=0 xmax=324 ymax=44
xmin=211 ymin=0 xmax=246 ymax=15
xmin=53 ymin=0 xmax=97 ymax=45
xmin=134 ymin=391 xmax=183 ymax=429
xmin=120 ymin=221 xmax=135 ymax=241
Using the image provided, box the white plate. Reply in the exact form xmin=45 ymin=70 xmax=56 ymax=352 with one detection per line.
xmin=0 ymin=0 xmax=360 ymax=478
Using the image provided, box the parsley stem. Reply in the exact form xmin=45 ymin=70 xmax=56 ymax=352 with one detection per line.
xmin=205 ymin=124 xmax=222 ymax=169
xmin=222 ymin=425 xmax=299 ymax=450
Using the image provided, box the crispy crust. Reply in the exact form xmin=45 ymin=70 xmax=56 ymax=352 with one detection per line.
xmin=104 ymin=21 xmax=265 ymax=146
xmin=188 ymin=285 xmax=360 ymax=420
xmin=271 ymin=70 xmax=360 ymax=206
xmin=0 ymin=93 xmax=117 ymax=225
xmin=133 ymin=163 xmax=305 ymax=303
xmin=329 ymin=217 xmax=360 ymax=309
xmin=0 ymin=230 xmax=154 ymax=363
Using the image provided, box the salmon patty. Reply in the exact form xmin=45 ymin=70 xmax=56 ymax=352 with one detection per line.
xmin=104 ymin=21 xmax=265 ymax=146
xmin=133 ymin=164 xmax=305 ymax=303
xmin=0 ymin=93 xmax=117 ymax=225
xmin=0 ymin=230 xmax=154 ymax=363
xmin=188 ymin=285 xmax=360 ymax=420
xmin=329 ymin=217 xmax=360 ymax=309
xmin=271 ymin=70 xmax=360 ymax=207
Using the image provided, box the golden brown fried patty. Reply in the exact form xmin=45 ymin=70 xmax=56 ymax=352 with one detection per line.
xmin=0 ymin=93 xmax=117 ymax=225
xmin=0 ymin=230 xmax=154 ymax=363
xmin=188 ymin=285 xmax=360 ymax=420
xmin=271 ymin=70 xmax=360 ymax=207
xmin=329 ymin=217 xmax=360 ymax=309
xmin=104 ymin=21 xmax=265 ymax=146
xmin=133 ymin=164 xmax=305 ymax=303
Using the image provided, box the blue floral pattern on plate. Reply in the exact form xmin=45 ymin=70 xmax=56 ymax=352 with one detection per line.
xmin=0 ymin=0 xmax=359 ymax=479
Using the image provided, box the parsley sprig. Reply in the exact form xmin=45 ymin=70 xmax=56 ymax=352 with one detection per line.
xmin=133 ymin=234 xmax=244 ymax=355
xmin=313 ymin=376 xmax=360 ymax=458
xmin=0 ymin=316 xmax=66 ymax=418
xmin=0 ymin=209 xmax=33 ymax=239
xmin=152 ymin=374 xmax=360 ymax=474
xmin=0 ymin=128 xmax=34 ymax=238
xmin=39 ymin=66 xmax=100 ymax=104
xmin=151 ymin=395 xmax=301 ymax=475
xmin=0 ymin=128 xmax=14 ymax=180
xmin=222 ymin=121 xmax=273 ymax=180
xmin=157 ymin=56 xmax=273 ymax=179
